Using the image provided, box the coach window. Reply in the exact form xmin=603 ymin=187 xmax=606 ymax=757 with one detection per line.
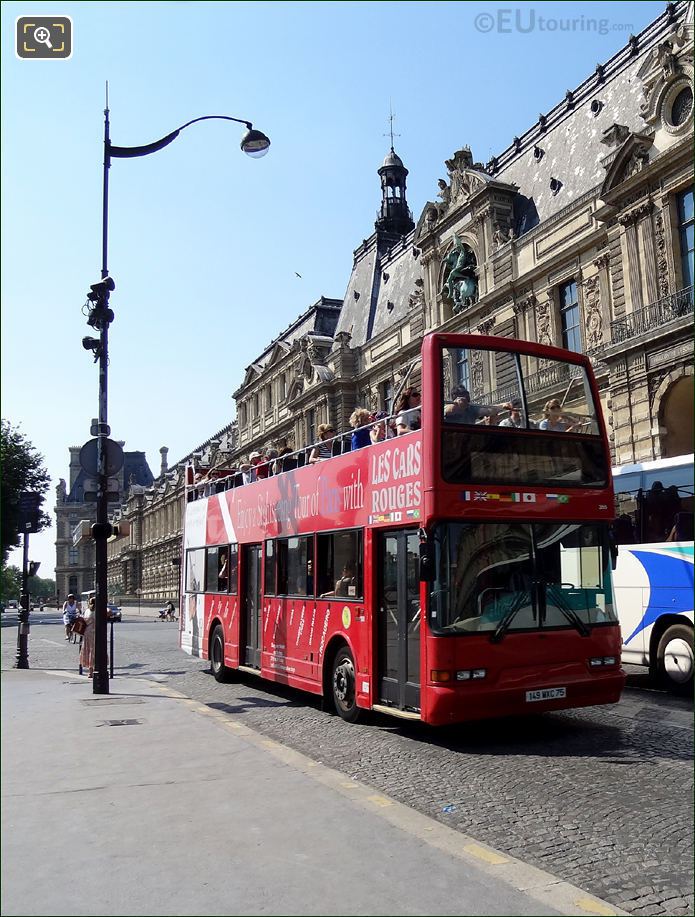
xmin=186 ymin=548 xmax=205 ymax=593
xmin=206 ymin=547 xmax=221 ymax=592
xmin=227 ymin=544 xmax=239 ymax=594
xmin=316 ymin=530 xmax=363 ymax=599
xmin=277 ymin=536 xmax=314 ymax=596
xmin=216 ymin=546 xmax=230 ymax=592
xmin=264 ymin=540 xmax=276 ymax=595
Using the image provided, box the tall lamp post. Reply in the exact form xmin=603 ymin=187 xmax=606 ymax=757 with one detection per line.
xmin=84 ymin=97 xmax=270 ymax=694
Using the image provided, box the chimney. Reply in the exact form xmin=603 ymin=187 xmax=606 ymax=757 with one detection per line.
xmin=159 ymin=446 xmax=169 ymax=477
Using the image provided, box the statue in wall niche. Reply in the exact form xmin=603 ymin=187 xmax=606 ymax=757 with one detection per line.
xmin=442 ymin=235 xmax=479 ymax=313
xmin=492 ymin=222 xmax=515 ymax=250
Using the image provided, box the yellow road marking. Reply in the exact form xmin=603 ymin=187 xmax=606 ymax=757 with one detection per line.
xmin=463 ymin=843 xmax=508 ymax=865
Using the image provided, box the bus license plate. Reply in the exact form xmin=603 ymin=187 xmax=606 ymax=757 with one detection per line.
xmin=526 ymin=687 xmax=566 ymax=702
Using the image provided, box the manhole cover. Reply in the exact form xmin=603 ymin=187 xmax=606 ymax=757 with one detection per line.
xmin=97 ymin=719 xmax=143 ymax=727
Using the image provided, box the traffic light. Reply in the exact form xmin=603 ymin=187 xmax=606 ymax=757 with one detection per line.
xmin=28 ymin=561 xmax=41 ymax=577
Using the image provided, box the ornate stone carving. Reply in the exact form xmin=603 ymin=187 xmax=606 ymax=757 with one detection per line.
xmin=471 ymin=350 xmax=485 ymax=400
xmin=476 ymin=318 xmax=496 ymax=336
xmin=583 ymin=275 xmax=603 ymax=349
xmin=593 ymin=252 xmax=611 ymax=270
xmin=638 ymin=25 xmax=691 ymax=126
xmin=600 ymin=123 xmax=631 ymax=149
xmin=492 ymin=221 xmax=515 ymax=250
xmin=654 ymin=210 xmax=670 ymax=297
xmin=513 ymin=293 xmax=537 ymax=315
xmin=623 ymin=146 xmax=651 ymax=179
xmin=425 ymin=207 xmax=439 ymax=231
xmin=536 ymin=296 xmax=554 ymax=347
xmin=408 ymin=285 xmax=425 ymax=309
xmin=443 ymin=147 xmax=489 ymax=208
xmin=436 ymin=178 xmax=451 ymax=212
xmin=618 ymin=199 xmax=653 ymax=226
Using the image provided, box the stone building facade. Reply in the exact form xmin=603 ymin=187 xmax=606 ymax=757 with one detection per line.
xmin=104 ymin=425 xmax=237 ymax=604
xmin=58 ymin=3 xmax=693 ymax=600
xmin=54 ymin=444 xmax=154 ymax=605
xmin=232 ymin=3 xmax=693 ymax=468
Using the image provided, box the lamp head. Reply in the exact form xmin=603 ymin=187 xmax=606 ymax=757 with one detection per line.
xmin=240 ymin=128 xmax=270 ymax=159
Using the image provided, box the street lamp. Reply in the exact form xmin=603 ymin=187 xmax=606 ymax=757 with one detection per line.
xmin=86 ymin=96 xmax=270 ymax=694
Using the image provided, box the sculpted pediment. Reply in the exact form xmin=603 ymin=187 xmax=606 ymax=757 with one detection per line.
xmin=600 ymin=132 xmax=654 ymax=196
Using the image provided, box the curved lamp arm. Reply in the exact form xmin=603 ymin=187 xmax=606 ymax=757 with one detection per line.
xmin=101 ymin=111 xmax=270 ymax=277
xmin=108 ymin=115 xmax=265 ymax=159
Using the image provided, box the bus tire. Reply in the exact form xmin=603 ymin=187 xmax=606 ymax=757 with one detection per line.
xmin=332 ymin=646 xmax=361 ymax=723
xmin=655 ymin=623 xmax=693 ymax=696
xmin=210 ymin=624 xmax=231 ymax=683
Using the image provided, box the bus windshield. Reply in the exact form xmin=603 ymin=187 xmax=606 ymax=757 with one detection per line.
xmin=429 ymin=521 xmax=617 ymax=637
xmin=440 ymin=344 xmax=607 ymax=488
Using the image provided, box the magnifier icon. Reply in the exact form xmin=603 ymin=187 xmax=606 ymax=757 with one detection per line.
xmin=33 ymin=26 xmax=53 ymax=48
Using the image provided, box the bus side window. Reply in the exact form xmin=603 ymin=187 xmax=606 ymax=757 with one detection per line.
xmin=217 ymin=546 xmax=229 ymax=592
xmin=227 ymin=544 xmax=239 ymax=594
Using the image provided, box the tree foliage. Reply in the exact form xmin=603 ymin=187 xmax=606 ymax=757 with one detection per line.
xmin=0 ymin=565 xmax=22 ymax=601
xmin=1 ymin=419 xmax=51 ymax=563
xmin=29 ymin=575 xmax=56 ymax=600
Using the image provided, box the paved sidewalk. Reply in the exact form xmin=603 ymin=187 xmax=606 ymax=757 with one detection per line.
xmin=1 ymin=669 xmax=627 ymax=917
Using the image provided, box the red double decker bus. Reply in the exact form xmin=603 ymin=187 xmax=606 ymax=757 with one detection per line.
xmin=180 ymin=333 xmax=624 ymax=725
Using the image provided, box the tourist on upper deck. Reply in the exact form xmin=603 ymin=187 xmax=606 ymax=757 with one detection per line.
xmin=499 ymin=398 xmax=536 ymax=429
xmin=395 ymin=414 xmax=412 ymax=435
xmin=275 ymin=446 xmax=297 ymax=474
xmin=445 ymin=385 xmax=513 ymax=425
xmin=370 ymin=411 xmax=394 ymax=444
xmin=349 ymin=408 xmax=372 ymax=450
xmin=264 ymin=448 xmax=278 ymax=476
xmin=309 ymin=424 xmax=335 ymax=463
xmin=394 ymin=387 xmax=421 ymax=430
xmin=538 ymin=399 xmax=581 ymax=432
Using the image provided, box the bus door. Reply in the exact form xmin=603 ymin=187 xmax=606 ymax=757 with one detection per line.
xmin=378 ymin=529 xmax=421 ymax=711
xmin=242 ymin=544 xmax=262 ymax=669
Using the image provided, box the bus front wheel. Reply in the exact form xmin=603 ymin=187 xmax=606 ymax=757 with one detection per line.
xmin=210 ymin=625 xmax=231 ymax=683
xmin=332 ymin=647 xmax=361 ymax=723
xmin=655 ymin=624 xmax=693 ymax=695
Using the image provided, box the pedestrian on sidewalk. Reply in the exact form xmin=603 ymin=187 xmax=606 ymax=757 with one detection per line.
xmin=80 ymin=596 xmax=96 ymax=677
xmin=62 ymin=594 xmax=80 ymax=640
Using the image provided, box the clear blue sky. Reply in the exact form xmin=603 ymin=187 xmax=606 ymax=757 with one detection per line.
xmin=1 ymin=0 xmax=665 ymax=574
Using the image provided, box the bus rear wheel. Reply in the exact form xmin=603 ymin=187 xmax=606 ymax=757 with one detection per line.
xmin=332 ymin=647 xmax=361 ymax=723
xmin=210 ymin=624 xmax=231 ymax=683
xmin=656 ymin=624 xmax=693 ymax=696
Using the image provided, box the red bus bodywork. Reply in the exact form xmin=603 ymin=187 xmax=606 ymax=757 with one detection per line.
xmin=180 ymin=334 xmax=625 ymax=725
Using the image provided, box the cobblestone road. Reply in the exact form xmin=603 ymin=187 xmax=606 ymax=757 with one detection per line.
xmin=4 ymin=614 xmax=693 ymax=917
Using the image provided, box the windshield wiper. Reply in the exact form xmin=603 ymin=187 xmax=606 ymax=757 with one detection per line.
xmin=490 ymin=591 xmax=531 ymax=644
xmin=546 ymin=585 xmax=591 ymax=636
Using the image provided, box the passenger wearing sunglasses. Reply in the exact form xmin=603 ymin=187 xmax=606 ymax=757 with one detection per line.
xmin=309 ymin=423 xmax=336 ymax=463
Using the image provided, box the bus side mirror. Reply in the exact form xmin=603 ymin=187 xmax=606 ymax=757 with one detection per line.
xmin=419 ymin=542 xmax=435 ymax=582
